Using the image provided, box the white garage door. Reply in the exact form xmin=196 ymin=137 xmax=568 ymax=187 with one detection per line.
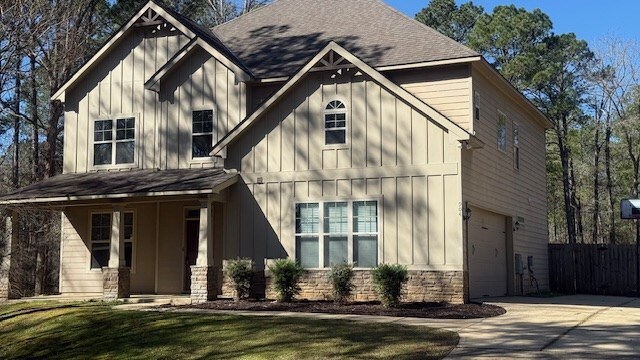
xmin=468 ymin=206 xmax=507 ymax=299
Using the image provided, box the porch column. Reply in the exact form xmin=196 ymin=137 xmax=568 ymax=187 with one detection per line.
xmin=1 ymin=212 xmax=16 ymax=301
xmin=191 ymin=200 xmax=217 ymax=304
xmin=103 ymin=206 xmax=130 ymax=301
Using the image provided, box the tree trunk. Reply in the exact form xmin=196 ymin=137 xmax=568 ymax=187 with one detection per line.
xmin=604 ymin=119 xmax=615 ymax=244
xmin=30 ymin=53 xmax=39 ymax=182
xmin=558 ymin=131 xmax=577 ymax=244
xmin=592 ymin=124 xmax=601 ymax=244
xmin=12 ymin=60 xmax=21 ymax=189
xmin=45 ymin=100 xmax=64 ymax=178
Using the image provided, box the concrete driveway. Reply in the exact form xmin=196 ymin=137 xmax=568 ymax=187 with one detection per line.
xmin=441 ymin=295 xmax=640 ymax=358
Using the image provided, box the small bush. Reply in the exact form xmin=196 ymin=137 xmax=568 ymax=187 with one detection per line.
xmin=269 ymin=259 xmax=305 ymax=302
xmin=226 ymin=258 xmax=253 ymax=301
xmin=329 ymin=263 xmax=355 ymax=303
xmin=372 ymin=264 xmax=408 ymax=307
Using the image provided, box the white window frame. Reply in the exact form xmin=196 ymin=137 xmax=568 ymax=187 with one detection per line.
xmin=88 ymin=210 xmax=136 ymax=273
xmin=323 ymin=100 xmax=348 ymax=147
xmin=497 ymin=111 xmax=507 ymax=153
xmin=513 ymin=122 xmax=520 ymax=170
xmin=90 ymin=114 xmax=138 ymax=169
xmin=294 ymin=199 xmax=380 ymax=269
xmin=191 ymin=109 xmax=215 ymax=160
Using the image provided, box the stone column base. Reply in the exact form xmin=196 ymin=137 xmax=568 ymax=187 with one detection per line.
xmin=191 ymin=266 xmax=218 ymax=304
xmin=102 ymin=267 xmax=130 ymax=301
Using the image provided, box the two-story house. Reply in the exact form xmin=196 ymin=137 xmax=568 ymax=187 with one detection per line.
xmin=0 ymin=0 xmax=551 ymax=304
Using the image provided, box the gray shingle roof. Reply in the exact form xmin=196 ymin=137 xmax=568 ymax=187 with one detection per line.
xmin=0 ymin=168 xmax=237 ymax=204
xmin=212 ymin=0 xmax=478 ymax=78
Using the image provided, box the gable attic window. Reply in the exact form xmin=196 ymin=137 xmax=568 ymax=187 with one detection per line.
xmin=93 ymin=117 xmax=136 ymax=166
xmin=324 ymin=100 xmax=347 ymax=145
xmin=497 ymin=111 xmax=507 ymax=152
xmin=192 ymin=110 xmax=214 ymax=158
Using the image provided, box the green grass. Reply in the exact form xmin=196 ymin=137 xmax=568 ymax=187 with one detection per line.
xmin=0 ymin=301 xmax=458 ymax=359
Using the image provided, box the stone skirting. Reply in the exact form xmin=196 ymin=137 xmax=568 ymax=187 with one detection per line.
xmin=190 ymin=266 xmax=218 ymax=304
xmin=219 ymin=269 xmax=466 ymax=304
xmin=262 ymin=269 xmax=465 ymax=304
xmin=102 ymin=267 xmax=130 ymax=301
xmin=0 ymin=272 xmax=8 ymax=301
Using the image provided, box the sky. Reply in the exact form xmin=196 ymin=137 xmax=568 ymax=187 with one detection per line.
xmin=385 ymin=0 xmax=640 ymax=45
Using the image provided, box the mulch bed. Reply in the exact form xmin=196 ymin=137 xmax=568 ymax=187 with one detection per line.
xmin=185 ymin=299 xmax=506 ymax=319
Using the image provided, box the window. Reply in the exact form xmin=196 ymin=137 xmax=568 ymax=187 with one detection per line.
xmin=90 ymin=212 xmax=134 ymax=269
xmin=497 ymin=112 xmax=507 ymax=152
xmin=93 ymin=117 xmax=135 ymax=166
xmin=295 ymin=200 xmax=378 ymax=268
xmin=192 ymin=110 xmax=214 ymax=158
xmin=324 ymin=100 xmax=347 ymax=145
xmin=513 ymin=123 xmax=520 ymax=170
xmin=474 ymin=92 xmax=480 ymax=122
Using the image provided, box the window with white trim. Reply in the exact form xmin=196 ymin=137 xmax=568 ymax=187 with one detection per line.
xmin=295 ymin=200 xmax=378 ymax=268
xmin=90 ymin=212 xmax=134 ymax=269
xmin=192 ymin=110 xmax=214 ymax=158
xmin=93 ymin=117 xmax=135 ymax=166
xmin=513 ymin=123 xmax=520 ymax=170
xmin=324 ymin=100 xmax=347 ymax=145
xmin=497 ymin=112 xmax=507 ymax=152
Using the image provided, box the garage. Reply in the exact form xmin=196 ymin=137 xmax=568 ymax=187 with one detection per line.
xmin=468 ymin=206 xmax=508 ymax=298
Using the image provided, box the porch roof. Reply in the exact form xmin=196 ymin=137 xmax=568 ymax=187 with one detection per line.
xmin=0 ymin=168 xmax=238 ymax=205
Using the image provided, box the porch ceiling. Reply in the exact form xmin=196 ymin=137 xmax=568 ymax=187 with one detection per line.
xmin=0 ymin=168 xmax=238 ymax=206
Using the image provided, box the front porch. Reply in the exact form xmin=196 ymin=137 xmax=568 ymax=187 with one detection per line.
xmin=0 ymin=168 xmax=237 ymax=304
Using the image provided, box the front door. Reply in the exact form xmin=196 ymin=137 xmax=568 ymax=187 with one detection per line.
xmin=184 ymin=218 xmax=200 ymax=292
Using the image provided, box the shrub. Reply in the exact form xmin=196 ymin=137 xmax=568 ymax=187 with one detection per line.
xmin=329 ymin=263 xmax=355 ymax=303
xmin=225 ymin=258 xmax=253 ymax=301
xmin=372 ymin=264 xmax=408 ymax=307
xmin=269 ymin=259 xmax=305 ymax=302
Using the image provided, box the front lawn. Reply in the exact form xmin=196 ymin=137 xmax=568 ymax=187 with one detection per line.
xmin=0 ymin=301 xmax=458 ymax=359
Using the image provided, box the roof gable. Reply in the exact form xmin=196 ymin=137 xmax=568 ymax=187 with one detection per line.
xmin=212 ymin=0 xmax=478 ymax=78
xmin=52 ymin=0 xmax=249 ymax=101
xmin=211 ymin=42 xmax=470 ymax=156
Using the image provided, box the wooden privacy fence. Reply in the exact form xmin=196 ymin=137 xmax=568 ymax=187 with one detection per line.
xmin=549 ymin=244 xmax=638 ymax=296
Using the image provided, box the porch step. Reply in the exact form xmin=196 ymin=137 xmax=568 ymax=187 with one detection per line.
xmin=120 ymin=295 xmax=192 ymax=306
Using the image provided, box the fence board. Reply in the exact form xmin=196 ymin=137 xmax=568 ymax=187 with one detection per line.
xmin=549 ymin=244 xmax=638 ymax=296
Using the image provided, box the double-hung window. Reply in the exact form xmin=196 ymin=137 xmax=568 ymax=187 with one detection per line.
xmin=93 ymin=117 xmax=135 ymax=166
xmin=324 ymin=100 xmax=347 ymax=145
xmin=295 ymin=200 xmax=378 ymax=268
xmin=497 ymin=111 xmax=507 ymax=152
xmin=192 ymin=110 xmax=214 ymax=158
xmin=90 ymin=212 xmax=134 ymax=269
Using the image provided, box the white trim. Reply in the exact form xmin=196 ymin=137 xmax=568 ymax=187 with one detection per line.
xmin=52 ymin=1 xmax=196 ymax=101
xmin=376 ymin=56 xmax=482 ymax=72
xmin=294 ymin=198 xmax=380 ymax=269
xmin=190 ymin=108 xmax=216 ymax=161
xmin=154 ymin=201 xmax=160 ymax=293
xmin=87 ymin=210 xmax=136 ymax=273
xmin=211 ymin=42 xmax=470 ymax=156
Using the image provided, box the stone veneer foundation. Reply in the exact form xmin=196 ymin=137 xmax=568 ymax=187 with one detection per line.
xmin=102 ymin=267 xmax=130 ymax=301
xmin=190 ymin=266 xmax=218 ymax=304
xmin=221 ymin=269 xmax=466 ymax=304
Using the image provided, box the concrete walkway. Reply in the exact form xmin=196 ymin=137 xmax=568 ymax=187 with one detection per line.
xmin=119 ymin=295 xmax=640 ymax=359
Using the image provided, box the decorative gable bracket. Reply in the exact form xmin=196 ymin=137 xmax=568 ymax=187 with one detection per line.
xmin=310 ymin=50 xmax=355 ymax=73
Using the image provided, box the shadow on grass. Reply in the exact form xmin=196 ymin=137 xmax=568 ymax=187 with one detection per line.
xmin=0 ymin=302 xmax=458 ymax=360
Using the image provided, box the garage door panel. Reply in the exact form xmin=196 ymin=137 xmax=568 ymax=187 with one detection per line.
xmin=469 ymin=207 xmax=507 ymax=298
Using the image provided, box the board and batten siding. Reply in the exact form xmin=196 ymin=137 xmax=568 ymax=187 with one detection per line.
xmin=62 ymin=28 xmax=245 ymax=173
xmin=463 ymin=66 xmax=549 ymax=290
xmin=225 ymin=71 xmax=464 ymax=270
xmin=386 ymin=64 xmax=473 ymax=133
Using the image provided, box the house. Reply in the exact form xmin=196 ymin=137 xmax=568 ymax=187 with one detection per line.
xmin=0 ymin=0 xmax=551 ymax=304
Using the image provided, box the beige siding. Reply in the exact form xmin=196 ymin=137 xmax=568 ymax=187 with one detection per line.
xmin=63 ymin=28 xmax=245 ymax=173
xmin=226 ymin=71 xmax=464 ymax=270
xmin=386 ymin=65 xmax=472 ymax=132
xmin=463 ymin=67 xmax=548 ymax=291
xmin=59 ymin=199 xmax=223 ymax=295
